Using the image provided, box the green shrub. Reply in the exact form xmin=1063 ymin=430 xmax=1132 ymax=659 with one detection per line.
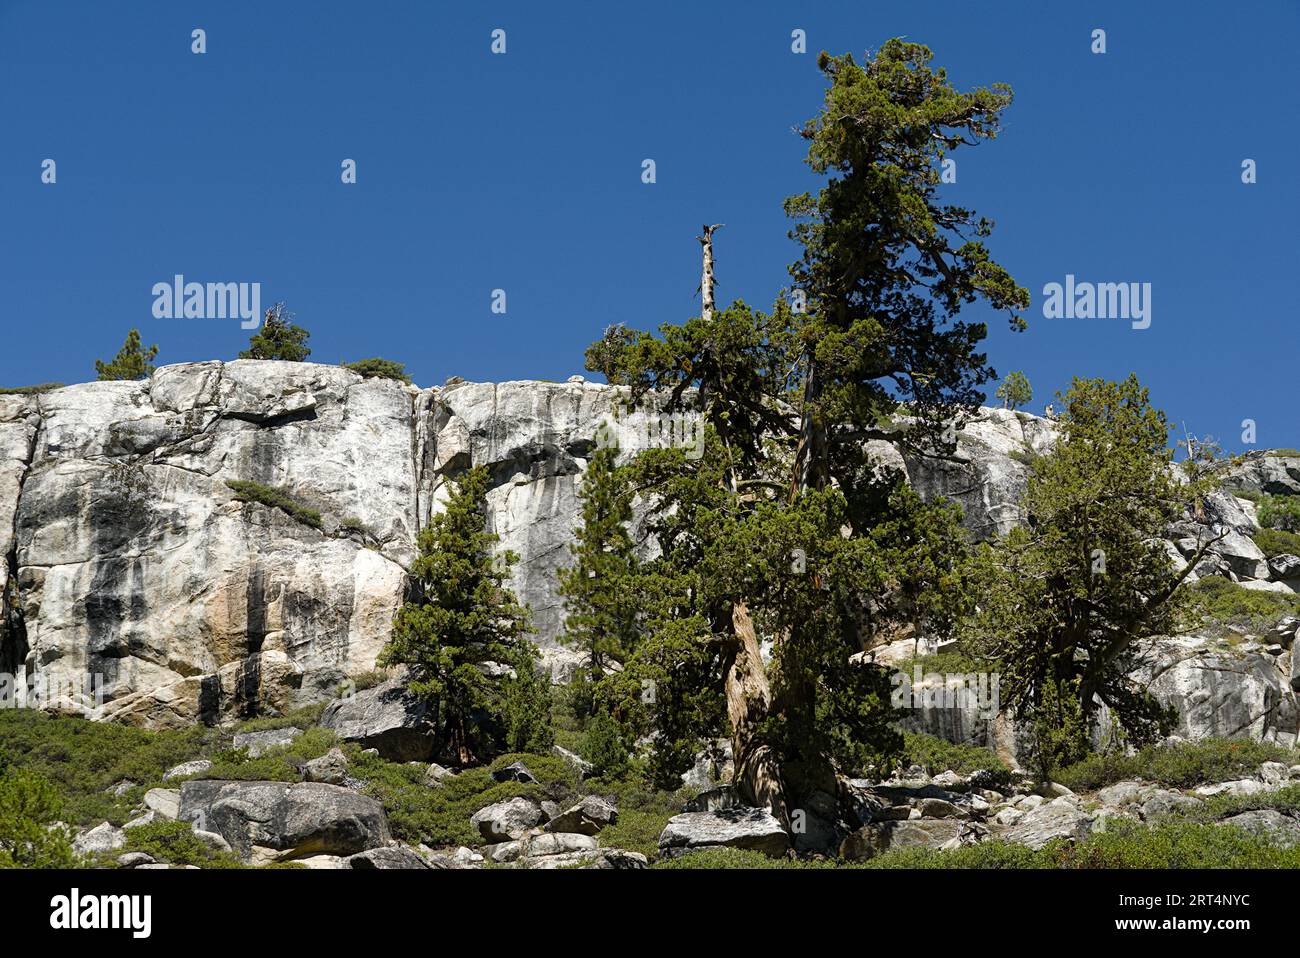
xmin=584 ymin=774 xmax=683 ymax=859
xmin=1257 ymin=494 xmax=1300 ymax=533
xmin=233 ymin=704 xmax=328 ymax=734
xmin=0 ymin=711 xmax=212 ymax=826
xmin=580 ymin=709 xmax=630 ymax=779
xmin=225 ymin=480 xmax=323 ymax=529
xmin=1189 ymin=576 xmax=1300 ymax=633
xmin=865 ymin=820 xmax=1300 ymax=868
xmin=112 ymin=819 xmax=244 ymax=868
xmin=199 ymin=727 xmax=337 ymax=783
xmin=338 ymin=516 xmax=378 ymax=541
xmin=349 ymin=749 xmax=579 ymax=848
xmin=1253 ymin=526 xmax=1300 ymax=558
xmin=1055 ymin=738 xmax=1297 ymax=792
xmin=899 ymin=731 xmax=1013 ymax=782
xmin=500 ymin=646 xmax=554 ymax=753
xmin=343 ymin=358 xmax=412 ymax=384
xmin=0 ymin=765 xmax=78 ymax=868
xmin=1266 ymin=449 xmax=1300 ymax=459
xmin=654 ymin=848 xmax=834 ymax=869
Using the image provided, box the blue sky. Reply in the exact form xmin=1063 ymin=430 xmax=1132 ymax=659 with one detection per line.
xmin=1 ymin=1 xmax=1295 ymax=450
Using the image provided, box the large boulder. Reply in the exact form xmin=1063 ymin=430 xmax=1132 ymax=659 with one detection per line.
xmin=73 ymin=822 xmax=126 ymax=857
xmin=303 ymin=747 xmax=350 ymax=785
xmin=232 ymin=727 xmax=301 ymax=757
xmin=840 ymin=820 xmax=965 ymax=860
xmin=470 ymin=797 xmax=545 ymax=842
xmin=346 ymin=846 xmax=432 ymax=869
xmin=544 ymin=796 xmax=618 ymax=836
xmin=1001 ymin=797 xmax=1092 ymax=850
xmin=319 ymin=677 xmax=435 ymax=762
xmin=177 ymin=780 xmax=390 ymax=860
xmin=1219 ymin=809 xmax=1300 ymax=848
xmin=658 ymin=808 xmax=791 ymax=859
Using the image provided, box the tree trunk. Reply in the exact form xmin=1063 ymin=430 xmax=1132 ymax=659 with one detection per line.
xmin=698 ymin=224 xmax=723 ymax=321
xmin=724 ymin=600 xmax=790 ymax=827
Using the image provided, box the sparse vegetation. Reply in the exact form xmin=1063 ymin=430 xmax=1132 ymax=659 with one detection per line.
xmin=0 ymin=383 xmax=64 ymax=395
xmin=225 ymin=480 xmax=323 ymax=530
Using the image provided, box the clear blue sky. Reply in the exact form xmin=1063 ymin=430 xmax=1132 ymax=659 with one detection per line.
xmin=2 ymin=1 xmax=1295 ymax=450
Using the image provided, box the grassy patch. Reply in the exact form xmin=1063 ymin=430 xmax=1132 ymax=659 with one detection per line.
xmin=199 ymin=727 xmax=337 ymax=782
xmin=654 ymin=848 xmax=839 ymax=869
xmin=225 ymin=480 xmax=323 ymax=530
xmin=1055 ymin=738 xmax=1297 ymax=792
xmin=661 ymin=819 xmax=1300 ymax=869
xmin=233 ymin=704 xmax=327 ymax=734
xmin=585 ymin=774 xmax=684 ymax=859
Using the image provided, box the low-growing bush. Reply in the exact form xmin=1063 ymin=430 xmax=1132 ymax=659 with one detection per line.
xmin=225 ymin=480 xmax=323 ymax=529
xmin=0 ymin=711 xmax=212 ymax=826
xmin=111 ymin=819 xmax=244 ymax=869
xmin=1252 ymin=526 xmax=1300 ymax=559
xmin=1055 ymin=738 xmax=1297 ymax=792
xmin=343 ymin=358 xmax=412 ymax=384
xmin=1189 ymin=576 xmax=1300 ymax=633
xmin=898 ymin=731 xmax=1013 ymax=784
xmin=0 ymin=383 xmax=64 ymax=395
xmin=1257 ymin=494 xmax=1300 ymax=533
xmin=0 ymin=763 xmax=78 ymax=868
xmin=865 ymin=820 xmax=1300 ymax=868
xmin=349 ymin=749 xmax=580 ymax=848
xmin=233 ymin=704 xmax=328 ymax=734
xmin=199 ymin=727 xmax=337 ymax=783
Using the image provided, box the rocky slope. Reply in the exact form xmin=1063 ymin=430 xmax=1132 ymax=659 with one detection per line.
xmin=4 ymin=361 xmax=1300 ymax=752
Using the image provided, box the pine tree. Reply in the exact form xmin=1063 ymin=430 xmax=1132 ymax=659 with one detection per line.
xmin=995 ymin=370 xmax=1032 ymax=410
xmin=95 ymin=329 xmax=158 ymax=381
xmin=379 ymin=466 xmax=534 ymax=765
xmin=963 ymin=375 xmax=1221 ymax=770
xmin=583 ymin=40 xmax=1025 ymax=824
xmin=556 ymin=448 xmax=641 ymax=685
xmin=240 ymin=303 xmax=311 ymax=361
xmin=500 ymin=642 xmax=554 ymax=753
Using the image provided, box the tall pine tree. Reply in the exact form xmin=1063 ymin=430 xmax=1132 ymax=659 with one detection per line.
xmin=556 ymin=447 xmax=641 ymax=684
xmin=379 ymin=466 xmax=534 ymax=765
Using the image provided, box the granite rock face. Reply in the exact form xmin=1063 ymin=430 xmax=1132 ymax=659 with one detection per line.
xmin=3 ymin=362 xmax=1298 ymax=750
xmin=0 ymin=366 xmax=717 ymax=728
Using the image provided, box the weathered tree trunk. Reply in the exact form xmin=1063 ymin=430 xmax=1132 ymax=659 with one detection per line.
xmin=725 ymin=600 xmax=790 ymax=827
xmin=698 ymin=224 xmax=723 ymax=321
